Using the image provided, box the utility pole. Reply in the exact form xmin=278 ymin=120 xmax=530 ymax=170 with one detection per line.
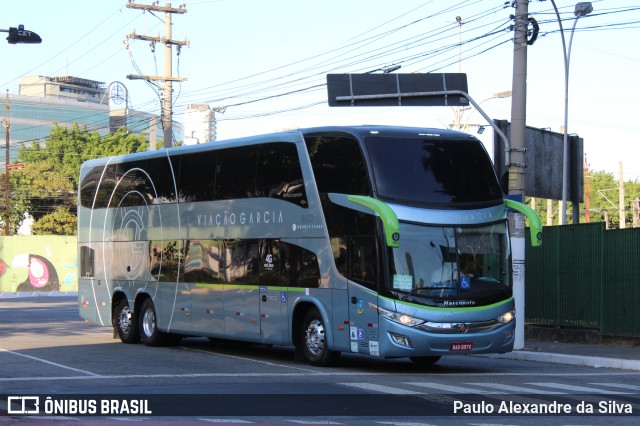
xmin=584 ymin=153 xmax=591 ymax=223
xmin=619 ymin=161 xmax=625 ymax=229
xmin=508 ymin=0 xmax=529 ymax=351
xmin=455 ymin=16 xmax=462 ymax=130
xmin=126 ymin=2 xmax=188 ymax=148
xmin=3 ymin=91 xmax=10 ymax=236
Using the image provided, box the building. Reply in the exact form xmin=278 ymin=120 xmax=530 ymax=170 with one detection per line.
xmin=183 ymin=103 xmax=220 ymax=145
xmin=19 ymin=75 xmax=108 ymax=104
xmin=1 ymin=76 xmax=183 ymax=163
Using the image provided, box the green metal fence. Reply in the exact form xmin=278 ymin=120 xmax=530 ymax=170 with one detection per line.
xmin=525 ymin=223 xmax=640 ymax=338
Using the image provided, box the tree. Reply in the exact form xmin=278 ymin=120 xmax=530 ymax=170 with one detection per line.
xmin=31 ymin=207 xmax=77 ymax=235
xmin=529 ymin=170 xmax=640 ymax=228
xmin=5 ymin=124 xmax=149 ymax=235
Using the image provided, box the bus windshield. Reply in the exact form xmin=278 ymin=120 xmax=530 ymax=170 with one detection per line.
xmin=364 ymin=136 xmax=502 ymax=206
xmin=387 ymin=222 xmax=511 ymax=306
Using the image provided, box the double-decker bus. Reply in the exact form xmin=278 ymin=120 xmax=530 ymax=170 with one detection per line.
xmin=78 ymin=125 xmax=541 ymax=366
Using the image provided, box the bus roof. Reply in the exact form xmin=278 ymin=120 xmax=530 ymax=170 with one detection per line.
xmin=80 ymin=125 xmax=478 ymax=169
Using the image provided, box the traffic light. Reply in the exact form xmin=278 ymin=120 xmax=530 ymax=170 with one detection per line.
xmin=6 ymin=25 xmax=42 ymax=44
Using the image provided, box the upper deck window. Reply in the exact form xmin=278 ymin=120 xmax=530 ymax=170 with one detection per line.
xmin=364 ymin=136 xmax=502 ymax=207
xmin=305 ymin=135 xmax=371 ymax=196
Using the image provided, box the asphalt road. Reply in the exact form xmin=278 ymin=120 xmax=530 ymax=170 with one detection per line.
xmin=0 ymin=296 xmax=638 ymax=425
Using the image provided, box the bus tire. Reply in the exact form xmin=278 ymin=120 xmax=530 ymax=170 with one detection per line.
xmin=139 ymin=298 xmax=180 ymax=347
xmin=410 ymin=355 xmax=441 ymax=365
xmin=300 ymin=308 xmax=340 ymax=366
xmin=114 ymin=298 xmax=140 ymax=344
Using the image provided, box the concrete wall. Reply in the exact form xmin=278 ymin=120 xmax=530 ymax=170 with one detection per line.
xmin=0 ymin=236 xmax=77 ymax=294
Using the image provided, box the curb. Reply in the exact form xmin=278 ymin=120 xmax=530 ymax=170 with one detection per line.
xmin=479 ymin=350 xmax=640 ymax=371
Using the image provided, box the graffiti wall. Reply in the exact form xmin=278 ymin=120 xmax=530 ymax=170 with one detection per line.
xmin=0 ymin=236 xmax=77 ymax=294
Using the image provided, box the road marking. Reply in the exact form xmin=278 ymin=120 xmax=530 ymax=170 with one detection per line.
xmin=592 ymin=382 xmax=640 ymax=391
xmin=0 ymin=347 xmax=99 ymax=376
xmin=376 ymin=422 xmax=438 ymax=426
xmin=199 ymin=419 xmax=255 ymax=424
xmin=406 ymin=382 xmax=474 ymax=394
xmin=339 ymin=382 xmax=421 ymax=394
xmin=525 ymin=382 xmax=627 ymax=394
xmin=468 ymin=382 xmax=557 ymax=394
xmin=186 ymin=347 xmax=321 ymax=374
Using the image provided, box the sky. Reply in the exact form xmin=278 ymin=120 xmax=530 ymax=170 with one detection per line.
xmin=1 ymin=0 xmax=639 ymax=181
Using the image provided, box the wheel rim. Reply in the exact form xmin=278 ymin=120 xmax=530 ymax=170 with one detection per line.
xmin=305 ymin=319 xmax=325 ymax=356
xmin=142 ymin=307 xmax=156 ymax=338
xmin=118 ymin=305 xmax=133 ymax=336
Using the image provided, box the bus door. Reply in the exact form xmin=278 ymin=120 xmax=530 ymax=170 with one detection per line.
xmin=345 ymin=236 xmax=381 ymax=356
xmin=222 ymin=240 xmax=261 ymax=341
xmin=258 ymin=240 xmax=287 ymax=344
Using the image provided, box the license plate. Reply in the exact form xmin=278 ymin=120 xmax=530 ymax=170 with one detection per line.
xmin=450 ymin=341 xmax=473 ymax=351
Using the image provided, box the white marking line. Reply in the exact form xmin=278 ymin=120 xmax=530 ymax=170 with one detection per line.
xmin=467 ymin=382 xmax=557 ymax=395
xmin=186 ymin=347 xmax=321 ymax=373
xmin=287 ymin=421 xmax=345 ymax=425
xmin=526 ymin=382 xmax=627 ymax=394
xmin=0 ymin=347 xmax=99 ymax=376
xmin=592 ymin=382 xmax=640 ymax=391
xmin=376 ymin=423 xmax=438 ymax=426
xmin=406 ymin=382 xmax=474 ymax=394
xmin=0 ymin=371 xmax=381 ymax=383
xmin=199 ymin=420 xmax=254 ymax=424
xmin=340 ymin=382 xmax=421 ymax=395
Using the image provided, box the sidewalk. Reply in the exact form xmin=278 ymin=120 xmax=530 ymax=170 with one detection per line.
xmin=485 ymin=338 xmax=640 ymax=371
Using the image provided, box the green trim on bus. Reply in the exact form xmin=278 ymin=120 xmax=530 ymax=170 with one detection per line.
xmin=504 ymin=199 xmax=543 ymax=247
xmin=387 ymin=295 xmax=514 ymax=313
xmin=347 ymin=195 xmax=400 ymax=248
xmin=194 ymin=283 xmax=307 ymax=292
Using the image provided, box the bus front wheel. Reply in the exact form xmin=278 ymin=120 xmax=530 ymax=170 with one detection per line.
xmin=114 ymin=298 xmax=140 ymax=344
xmin=300 ymin=308 xmax=340 ymax=366
xmin=139 ymin=298 xmax=180 ymax=346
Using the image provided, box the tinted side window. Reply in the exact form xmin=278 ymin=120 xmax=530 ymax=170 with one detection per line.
xmin=259 ymin=239 xmax=280 ymax=286
xmin=305 ymin=135 xmax=371 ymax=195
xmin=79 ymin=166 xmax=102 ymax=208
xmin=216 ymin=146 xmax=258 ymax=200
xmin=257 ymin=143 xmax=307 ymax=207
xmin=79 ymin=246 xmax=95 ymax=277
xmin=347 ymin=236 xmax=378 ymax=289
xmin=322 ymin=196 xmax=379 ymax=290
xmin=175 ymin=151 xmax=217 ymax=202
xmin=280 ymin=242 xmax=320 ymax=288
xmin=219 ymin=239 xmax=260 ymax=284
xmin=184 ymin=239 xmax=223 ymax=283
xmin=94 ymin=164 xmax=118 ymax=209
xmin=89 ymin=157 xmax=177 ymax=208
xmin=146 ymin=157 xmax=177 ymax=203
xmin=150 ymin=240 xmax=183 ymax=282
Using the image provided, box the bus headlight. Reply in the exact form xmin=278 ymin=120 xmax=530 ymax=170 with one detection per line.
xmin=498 ymin=310 xmax=515 ymax=324
xmin=370 ymin=304 xmax=425 ymax=327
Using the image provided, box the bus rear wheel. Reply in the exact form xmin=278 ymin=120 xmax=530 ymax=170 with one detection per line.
xmin=300 ymin=308 xmax=340 ymax=366
xmin=114 ymin=298 xmax=140 ymax=344
xmin=139 ymin=299 xmax=181 ymax=346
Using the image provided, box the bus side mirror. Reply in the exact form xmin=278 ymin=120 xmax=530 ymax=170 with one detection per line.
xmin=504 ymin=199 xmax=543 ymax=247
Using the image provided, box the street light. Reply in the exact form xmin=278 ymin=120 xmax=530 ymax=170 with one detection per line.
xmin=461 ymin=90 xmax=512 ymax=131
xmin=1 ymin=24 xmax=42 ymax=44
xmin=1 ymin=24 xmax=41 ymax=235
xmin=552 ymin=1 xmax=593 ymax=225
